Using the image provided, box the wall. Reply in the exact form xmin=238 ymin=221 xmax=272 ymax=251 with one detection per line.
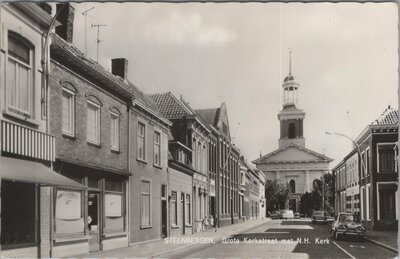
xmin=129 ymin=110 xmax=169 ymax=243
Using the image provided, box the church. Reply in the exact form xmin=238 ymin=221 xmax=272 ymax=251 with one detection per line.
xmin=252 ymin=54 xmax=332 ymax=212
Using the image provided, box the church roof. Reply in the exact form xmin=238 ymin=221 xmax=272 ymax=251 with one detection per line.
xmin=252 ymin=143 xmax=333 ymax=165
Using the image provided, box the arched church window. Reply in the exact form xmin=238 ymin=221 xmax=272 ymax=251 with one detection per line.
xmin=313 ymin=179 xmax=322 ymax=191
xmin=289 ymin=179 xmax=295 ymax=193
xmin=288 ymin=123 xmax=296 ymax=139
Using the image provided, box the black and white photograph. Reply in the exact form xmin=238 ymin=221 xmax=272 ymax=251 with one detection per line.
xmin=0 ymin=1 xmax=398 ymax=258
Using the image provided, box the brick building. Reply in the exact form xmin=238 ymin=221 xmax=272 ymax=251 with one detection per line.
xmin=197 ymin=103 xmax=241 ymax=227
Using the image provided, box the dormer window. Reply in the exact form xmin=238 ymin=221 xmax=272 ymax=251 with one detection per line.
xmin=7 ymin=32 xmax=33 ymax=118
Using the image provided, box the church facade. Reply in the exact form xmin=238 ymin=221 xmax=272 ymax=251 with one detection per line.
xmin=253 ymin=56 xmax=332 ymax=212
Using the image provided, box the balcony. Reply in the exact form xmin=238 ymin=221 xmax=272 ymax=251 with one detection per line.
xmin=169 ymin=141 xmax=193 ymax=168
xmin=1 ymin=120 xmax=55 ymax=161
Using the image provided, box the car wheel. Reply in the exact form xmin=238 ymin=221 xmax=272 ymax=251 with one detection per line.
xmin=334 ymin=231 xmax=340 ymax=240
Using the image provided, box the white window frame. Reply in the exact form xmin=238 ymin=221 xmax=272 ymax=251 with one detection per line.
xmin=153 ymin=130 xmax=161 ymax=167
xmin=137 ymin=121 xmax=146 ymax=161
xmin=376 ymin=181 xmax=398 ymax=221
xmin=62 ymin=88 xmax=75 ymax=136
xmin=171 ymin=191 xmax=178 ymax=227
xmin=110 ymin=111 xmax=120 ymax=151
xmin=140 ymin=179 xmax=152 ymax=228
xmin=377 ymin=142 xmax=397 ymax=173
xmin=87 ymin=100 xmax=101 ymax=145
xmin=185 ymin=194 xmax=191 ymax=225
xmin=6 ymin=32 xmax=34 ymax=118
xmin=366 ymin=184 xmax=370 ymax=220
xmin=360 ymin=186 xmax=365 ymax=220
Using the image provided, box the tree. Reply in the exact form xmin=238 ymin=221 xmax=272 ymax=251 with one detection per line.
xmin=265 ymin=180 xmax=289 ymax=213
xmin=300 ymin=172 xmax=335 ymax=216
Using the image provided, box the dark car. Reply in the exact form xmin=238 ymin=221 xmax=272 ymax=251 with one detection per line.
xmin=312 ymin=211 xmax=327 ymax=224
xmin=270 ymin=210 xmax=281 ymax=219
xmin=294 ymin=212 xmax=300 ymax=219
xmin=331 ymin=213 xmax=366 ymax=241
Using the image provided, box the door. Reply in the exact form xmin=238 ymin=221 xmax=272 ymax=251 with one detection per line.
xmin=88 ymin=192 xmax=100 ymax=251
xmin=161 ymin=185 xmax=168 ymax=238
xmin=181 ymin=193 xmax=185 ymax=235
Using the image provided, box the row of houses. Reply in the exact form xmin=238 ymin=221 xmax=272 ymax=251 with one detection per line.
xmin=0 ymin=3 xmax=266 ymax=258
xmin=332 ymin=106 xmax=398 ymax=230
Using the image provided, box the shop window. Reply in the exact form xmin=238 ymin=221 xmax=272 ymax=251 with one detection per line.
xmin=7 ymin=32 xmax=33 ymax=118
xmin=378 ymin=144 xmax=396 ymax=173
xmin=171 ymin=191 xmax=178 ymax=227
xmin=87 ymin=100 xmax=101 ymax=145
xmin=137 ymin=122 xmax=146 ymax=160
xmin=62 ymin=88 xmax=75 ymax=136
xmin=104 ymin=180 xmax=124 ymax=232
xmin=110 ymin=111 xmax=120 ymax=151
xmin=379 ymin=184 xmax=397 ymax=221
xmin=1 ymin=181 xmax=36 ymax=249
xmin=55 ymin=190 xmax=84 ymax=234
xmin=141 ymin=180 xmax=151 ymax=227
xmin=153 ymin=131 xmax=161 ymax=166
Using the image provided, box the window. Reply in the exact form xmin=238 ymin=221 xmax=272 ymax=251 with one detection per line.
xmin=185 ymin=194 xmax=191 ymax=225
xmin=141 ymin=181 xmax=151 ymax=227
xmin=378 ymin=144 xmax=396 ymax=173
xmin=154 ymin=131 xmax=161 ymax=166
xmin=1 ymin=181 xmax=36 ymax=249
xmin=110 ymin=112 xmax=120 ymax=151
xmin=55 ymin=190 xmax=84 ymax=234
xmin=137 ymin=122 xmax=146 ymax=160
xmin=288 ymin=123 xmax=296 ymax=139
xmin=7 ymin=32 xmax=33 ymax=117
xmin=171 ymin=191 xmax=177 ymax=226
xmin=87 ymin=100 xmax=100 ymax=144
xmin=62 ymin=88 xmax=75 ymax=136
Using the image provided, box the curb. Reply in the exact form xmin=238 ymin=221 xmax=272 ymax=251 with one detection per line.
xmin=364 ymin=237 xmax=398 ymax=254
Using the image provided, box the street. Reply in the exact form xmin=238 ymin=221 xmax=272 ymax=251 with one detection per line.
xmin=164 ymin=219 xmax=397 ymax=259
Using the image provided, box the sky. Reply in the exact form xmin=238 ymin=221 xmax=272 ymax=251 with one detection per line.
xmin=56 ymin=2 xmax=398 ymax=169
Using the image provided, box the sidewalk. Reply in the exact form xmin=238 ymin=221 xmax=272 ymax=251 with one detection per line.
xmin=365 ymin=230 xmax=398 ymax=253
xmin=74 ymin=218 xmax=270 ymax=258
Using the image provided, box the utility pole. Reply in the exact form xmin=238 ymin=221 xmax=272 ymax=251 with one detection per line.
xmin=82 ymin=5 xmax=94 ymax=56
xmin=91 ymin=24 xmax=107 ymax=62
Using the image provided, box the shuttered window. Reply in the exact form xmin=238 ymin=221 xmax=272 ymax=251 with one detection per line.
xmin=87 ymin=101 xmax=100 ymax=144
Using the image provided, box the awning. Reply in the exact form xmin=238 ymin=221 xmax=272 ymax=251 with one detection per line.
xmin=0 ymin=156 xmax=84 ymax=188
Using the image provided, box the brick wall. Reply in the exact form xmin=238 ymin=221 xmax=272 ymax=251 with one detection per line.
xmin=49 ymin=61 xmax=128 ymax=172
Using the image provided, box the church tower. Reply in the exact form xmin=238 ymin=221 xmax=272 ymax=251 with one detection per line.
xmin=278 ymin=51 xmax=305 ymax=148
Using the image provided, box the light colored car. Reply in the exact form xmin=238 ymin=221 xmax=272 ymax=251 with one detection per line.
xmin=281 ymin=209 xmax=294 ymax=219
xmin=312 ymin=211 xmax=327 ymax=224
xmin=331 ymin=213 xmax=366 ymax=240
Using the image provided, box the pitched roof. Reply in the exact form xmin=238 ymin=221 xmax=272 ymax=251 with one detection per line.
xmin=252 ymin=143 xmax=333 ymax=164
xmin=50 ymin=33 xmax=167 ymax=124
xmin=196 ymin=108 xmax=220 ymax=127
xmin=148 ymin=92 xmax=194 ymax=118
xmin=372 ymin=106 xmax=398 ymax=125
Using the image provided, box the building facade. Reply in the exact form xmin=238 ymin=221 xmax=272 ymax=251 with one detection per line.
xmin=253 ymin=58 xmax=332 ymax=212
xmin=197 ymin=103 xmax=241 ymax=227
xmin=333 ymin=106 xmax=398 ymax=230
xmin=149 ymin=92 xmax=210 ymax=233
xmin=0 ymin=3 xmax=85 ymax=258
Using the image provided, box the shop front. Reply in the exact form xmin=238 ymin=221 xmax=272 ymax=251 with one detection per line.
xmin=51 ymin=161 xmax=129 ymax=257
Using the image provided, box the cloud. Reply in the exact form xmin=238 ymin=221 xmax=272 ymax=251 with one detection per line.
xmin=144 ymin=12 xmax=236 ymax=46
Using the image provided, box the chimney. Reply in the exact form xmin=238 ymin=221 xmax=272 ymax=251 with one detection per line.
xmin=55 ymin=3 xmax=75 ymax=43
xmin=111 ymin=58 xmax=128 ymax=80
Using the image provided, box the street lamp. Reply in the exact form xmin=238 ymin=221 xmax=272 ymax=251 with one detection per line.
xmin=325 ymin=131 xmax=367 ymax=178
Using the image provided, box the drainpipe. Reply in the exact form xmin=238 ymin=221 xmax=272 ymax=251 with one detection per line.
xmin=41 ymin=5 xmax=66 ymax=257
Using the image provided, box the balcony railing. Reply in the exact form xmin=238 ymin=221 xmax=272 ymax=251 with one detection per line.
xmin=1 ymin=120 xmax=55 ymax=161
xmin=169 ymin=141 xmax=192 ymax=168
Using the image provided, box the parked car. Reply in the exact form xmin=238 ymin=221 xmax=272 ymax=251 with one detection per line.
xmin=270 ymin=210 xmax=281 ymax=219
xmin=312 ymin=211 xmax=327 ymax=224
xmin=294 ymin=212 xmax=300 ymax=219
xmin=331 ymin=212 xmax=366 ymax=241
xmin=281 ymin=209 xmax=294 ymax=219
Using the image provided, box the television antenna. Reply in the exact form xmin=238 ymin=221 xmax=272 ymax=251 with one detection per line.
xmin=91 ymin=24 xmax=107 ymax=62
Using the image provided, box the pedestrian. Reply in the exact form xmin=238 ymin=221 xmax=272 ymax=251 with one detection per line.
xmin=204 ymin=215 xmax=209 ymax=231
xmin=214 ymin=216 xmax=218 ymax=232
xmin=209 ymin=215 xmax=214 ymax=231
